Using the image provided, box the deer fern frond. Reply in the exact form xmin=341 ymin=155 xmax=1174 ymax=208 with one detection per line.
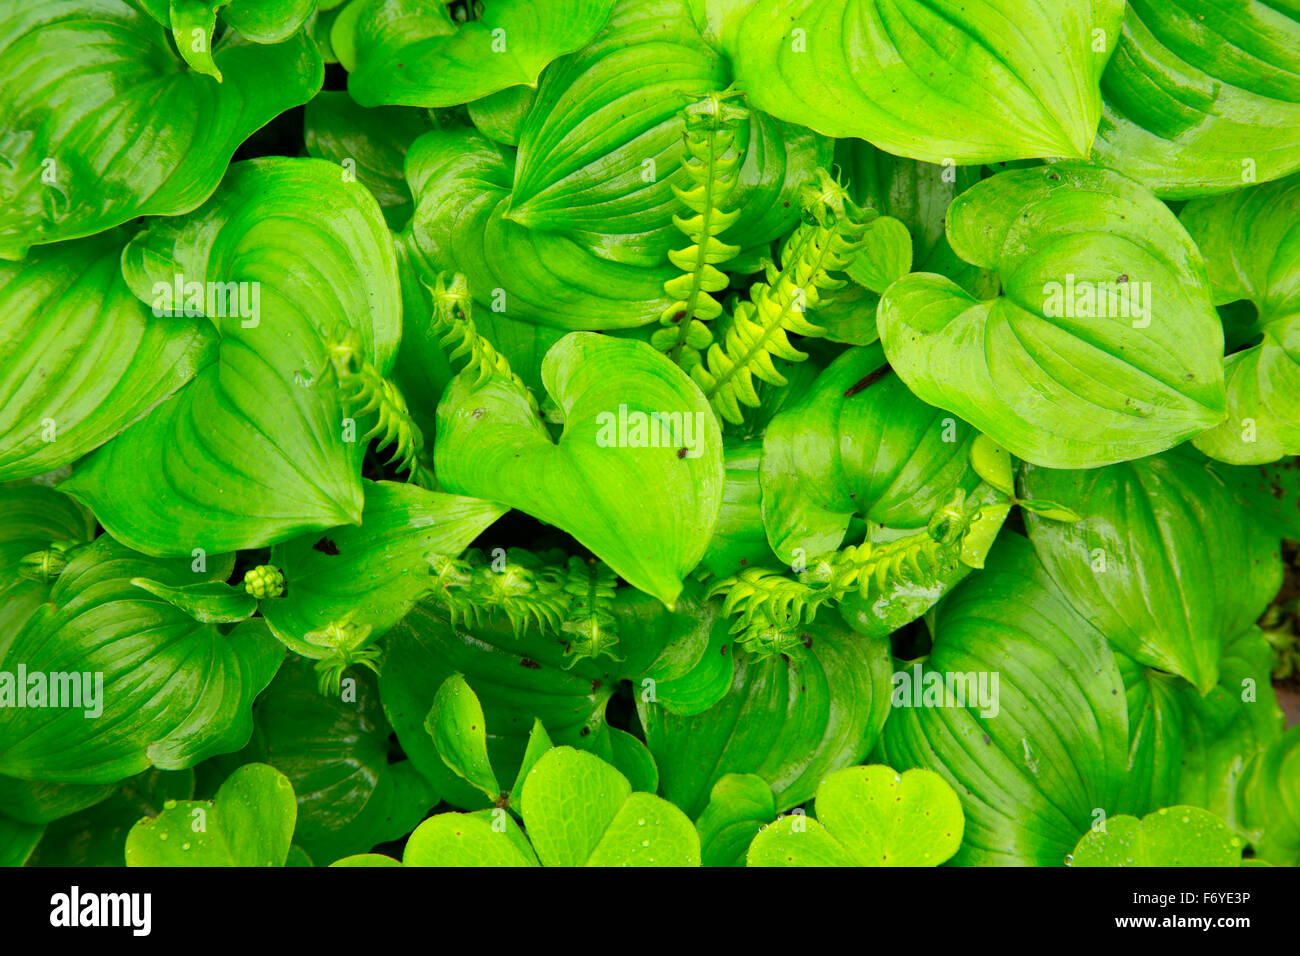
xmin=559 ymin=556 xmax=622 ymax=666
xmin=692 ymin=169 xmax=869 ymax=424
xmin=652 ymin=91 xmax=748 ymax=370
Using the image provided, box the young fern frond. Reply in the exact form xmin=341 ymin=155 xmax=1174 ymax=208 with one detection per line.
xmin=692 ymin=170 xmax=869 ymax=424
xmin=713 ymin=492 xmax=980 ymax=659
xmin=426 ymin=272 xmax=538 ymax=413
xmin=323 ymin=325 xmax=427 ymax=481
xmin=652 ymin=91 xmax=748 ymax=369
xmin=559 ymin=556 xmax=622 ymax=666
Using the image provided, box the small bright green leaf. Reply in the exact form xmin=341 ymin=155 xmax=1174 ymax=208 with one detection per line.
xmin=969 ymin=436 xmax=1015 ymax=498
xmin=427 ymin=674 xmax=500 ymax=801
xmin=0 ymin=0 xmax=323 ymax=258
xmin=511 ymin=720 xmax=554 ymax=798
xmin=330 ymin=853 xmax=404 ymax=867
xmin=584 ymin=790 xmax=699 ymax=866
xmin=713 ymin=0 xmax=1125 ymax=164
xmin=1071 ymin=806 xmax=1243 ymax=867
xmin=403 ymin=809 xmax=538 ymax=867
xmin=129 ymin=578 xmax=257 ymax=624
xmin=696 ymin=773 xmax=774 ymax=867
xmin=879 ymin=163 xmax=1227 ymax=468
xmin=435 ymin=333 xmax=723 ymax=606
xmin=260 ymin=481 xmax=506 ymax=659
xmin=847 ymin=216 xmax=912 ymax=294
xmin=125 ymin=763 xmax=296 ymax=866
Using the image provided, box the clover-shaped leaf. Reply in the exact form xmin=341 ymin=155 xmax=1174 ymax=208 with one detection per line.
xmin=747 ymin=766 xmax=963 ymax=867
xmin=1070 ymin=806 xmax=1243 ymax=867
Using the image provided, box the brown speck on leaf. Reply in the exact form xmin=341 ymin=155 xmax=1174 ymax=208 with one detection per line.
xmin=721 ymin=645 xmax=728 ymax=655
xmin=844 ymin=365 xmax=889 ymax=397
xmin=677 ymin=447 xmax=688 ymax=459
xmin=472 ymin=408 xmax=486 ymax=420
xmin=313 ymin=537 xmax=339 ymax=555
xmin=1117 ymin=274 xmax=1129 ymax=283
xmin=579 ymin=726 xmax=590 ymax=737
xmin=591 ymin=679 xmax=602 ymax=693
xmin=801 ymin=633 xmax=813 ymax=649
xmin=520 ymin=658 xmax=541 ymax=670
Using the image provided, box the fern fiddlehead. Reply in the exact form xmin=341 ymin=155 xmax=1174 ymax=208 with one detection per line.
xmin=652 ymin=91 xmax=747 ymax=370
xmin=692 ymin=170 xmax=869 ymax=424
xmin=713 ymin=492 xmax=981 ymax=659
xmin=426 ymin=272 xmax=538 ymax=413
xmin=322 ymin=325 xmax=428 ymax=481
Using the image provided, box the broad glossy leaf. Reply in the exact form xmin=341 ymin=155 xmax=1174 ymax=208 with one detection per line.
xmin=1092 ymin=2 xmax=1300 ymax=199
xmin=427 ymin=674 xmax=500 ymax=800
xmin=695 ymin=773 xmax=774 ymax=867
xmin=699 ymin=438 xmax=780 ymax=578
xmin=746 ymin=765 xmax=963 ymax=867
xmin=26 ymin=769 xmax=194 ymax=866
xmin=0 ymin=814 xmax=41 ymax=867
xmin=304 ymin=92 xmax=434 ymax=229
xmin=239 ymin=657 xmax=437 ymax=864
xmin=1220 ymin=457 xmax=1300 ymax=542
xmin=0 ymin=230 xmax=216 ymax=480
xmin=406 ymin=127 xmax=674 ymax=328
xmin=343 ymin=0 xmax=616 ymax=108
xmin=62 ymin=159 xmax=403 ymax=555
xmin=137 ymin=0 xmax=316 ymax=78
xmin=879 ymin=163 xmax=1227 ymax=468
xmin=876 ymin=534 xmax=1131 ymax=866
xmin=260 ymin=481 xmax=506 ymax=659
xmin=125 ymin=763 xmax=296 ymax=866
xmin=641 ymin=615 xmax=893 ymax=817
xmin=710 ymin=0 xmax=1125 ymax=164
xmin=435 ymin=333 xmax=723 ymax=605
xmin=0 ymin=537 xmax=283 ymax=785
xmin=1181 ymin=174 xmax=1300 ymax=464
xmin=517 ymin=747 xmax=699 ymax=866
xmin=1023 ymin=450 xmax=1283 ymax=693
xmin=1071 ymin=806 xmax=1243 ymax=867
xmin=0 ymin=0 xmax=323 ymax=259
xmin=760 ymin=345 xmax=983 ymax=562
xmin=468 ymin=85 xmax=538 ymax=147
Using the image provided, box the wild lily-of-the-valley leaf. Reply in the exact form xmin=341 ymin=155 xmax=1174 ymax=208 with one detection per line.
xmin=0 ymin=537 xmax=282 ymax=785
xmin=1091 ymin=1 xmax=1300 ymax=199
xmin=0 ymin=0 xmax=323 ymax=259
xmin=1021 ymin=449 xmax=1283 ymax=694
xmin=706 ymin=0 xmax=1126 ymax=164
xmin=435 ymin=332 xmax=723 ymax=606
xmin=1180 ymin=173 xmax=1300 ymax=465
xmin=0 ymin=229 xmax=216 ymax=481
xmin=879 ymin=163 xmax=1227 ymax=468
xmin=61 ymin=159 xmax=402 ymax=555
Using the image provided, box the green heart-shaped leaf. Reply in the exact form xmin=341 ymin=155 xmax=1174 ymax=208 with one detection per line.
xmin=1092 ymin=2 xmax=1300 ymax=199
xmin=0 ymin=537 xmax=283 ymax=785
xmin=344 ymin=0 xmax=616 ymax=108
xmin=125 ymin=763 xmax=296 ymax=866
xmin=711 ymin=0 xmax=1125 ymax=164
xmin=0 ymin=229 xmax=216 ymax=481
xmin=1023 ymin=450 xmax=1283 ymax=693
xmin=1181 ymin=174 xmax=1300 ymax=464
xmin=435 ymin=332 xmax=723 ymax=606
xmin=747 ymin=765 xmax=964 ymax=867
xmin=62 ymin=159 xmax=403 ymax=555
xmin=1070 ymin=805 xmax=1243 ymax=867
xmin=402 ymin=809 xmax=539 ymax=866
xmin=879 ymin=163 xmax=1226 ymax=468
xmin=0 ymin=0 xmax=322 ymax=259
xmin=260 ymin=480 xmax=507 ymax=659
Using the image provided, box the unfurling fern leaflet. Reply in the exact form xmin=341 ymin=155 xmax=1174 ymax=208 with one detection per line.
xmin=560 ymin=557 xmax=622 ymax=666
xmin=323 ymin=325 xmax=429 ymax=483
xmin=693 ymin=169 xmax=870 ymax=425
xmin=712 ymin=491 xmax=980 ymax=659
xmin=652 ymin=91 xmax=747 ymax=370
xmin=426 ymin=272 xmax=539 ymax=413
